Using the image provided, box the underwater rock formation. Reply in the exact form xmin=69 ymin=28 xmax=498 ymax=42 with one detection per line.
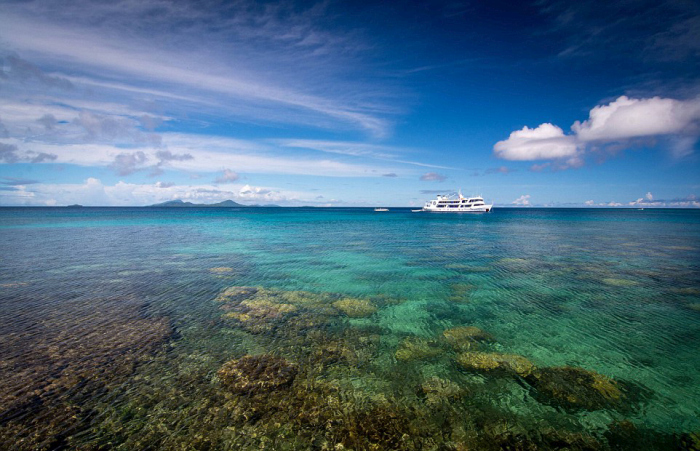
xmin=395 ymin=336 xmax=442 ymax=361
xmin=525 ymin=366 xmax=625 ymax=411
xmin=218 ymin=355 xmax=297 ymax=394
xmin=456 ymin=351 xmax=535 ymax=377
xmin=443 ymin=326 xmax=494 ymax=350
xmin=332 ymin=298 xmax=377 ymax=318
xmin=448 ymin=283 xmax=475 ymax=302
xmin=419 ymin=376 xmax=465 ymax=406
xmin=219 ymin=286 xmax=340 ymax=334
xmin=0 ymin=297 xmax=171 ymax=449
xmin=209 ymin=266 xmax=235 ymax=274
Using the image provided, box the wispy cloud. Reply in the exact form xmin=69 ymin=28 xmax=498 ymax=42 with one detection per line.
xmin=420 ymin=172 xmax=447 ymax=182
xmin=0 ymin=1 xmax=395 ymax=137
xmin=1 ymin=177 xmax=40 ymax=185
xmin=274 ymin=139 xmax=449 ymax=169
xmin=4 ymin=133 xmax=397 ymax=178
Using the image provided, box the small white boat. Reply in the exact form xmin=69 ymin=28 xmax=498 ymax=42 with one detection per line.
xmin=421 ymin=191 xmax=492 ymax=213
xmin=374 ymin=208 xmax=389 ymax=212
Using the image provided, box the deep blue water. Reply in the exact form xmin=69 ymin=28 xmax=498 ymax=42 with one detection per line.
xmin=1 ymin=207 xmax=699 ymax=449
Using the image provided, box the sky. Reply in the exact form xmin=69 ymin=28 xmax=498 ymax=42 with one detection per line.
xmin=0 ymin=0 xmax=699 ymax=207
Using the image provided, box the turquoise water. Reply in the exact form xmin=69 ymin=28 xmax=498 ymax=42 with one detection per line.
xmin=1 ymin=207 xmax=699 ymax=449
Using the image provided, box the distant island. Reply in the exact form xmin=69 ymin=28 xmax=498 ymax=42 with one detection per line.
xmin=149 ymin=199 xmax=280 ymax=208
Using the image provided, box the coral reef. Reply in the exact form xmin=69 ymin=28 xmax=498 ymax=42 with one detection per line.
xmin=525 ymin=366 xmax=625 ymax=411
xmin=419 ymin=376 xmax=465 ymax=406
xmin=602 ymin=278 xmax=639 ymax=287
xmin=448 ymin=283 xmax=475 ymax=302
xmin=456 ymin=351 xmax=535 ymax=377
xmin=332 ymin=298 xmax=377 ymax=318
xmin=0 ymin=297 xmax=171 ymax=449
xmin=395 ymin=336 xmax=442 ymax=361
xmin=218 ymin=355 xmax=297 ymax=394
xmin=443 ymin=326 xmax=494 ymax=350
xmin=209 ymin=266 xmax=235 ymax=274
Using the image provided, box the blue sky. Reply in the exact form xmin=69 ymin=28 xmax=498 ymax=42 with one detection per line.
xmin=0 ymin=0 xmax=699 ymax=207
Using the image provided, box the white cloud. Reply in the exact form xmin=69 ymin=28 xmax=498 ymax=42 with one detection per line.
xmin=0 ymin=178 xmax=324 ymax=206
xmin=584 ymin=200 xmax=594 ymax=206
xmin=627 ymin=193 xmax=700 ymax=208
xmin=215 ymin=169 xmax=240 ymax=183
xmin=572 ymin=96 xmax=700 ymax=141
xmin=274 ymin=139 xmax=449 ymax=169
xmin=494 ymin=96 xmax=700 ymax=168
xmin=0 ymin=133 xmax=397 ymax=178
xmin=512 ymin=194 xmax=531 ymax=206
xmin=0 ymin=3 xmax=393 ymax=137
xmin=493 ymin=123 xmax=579 ymax=161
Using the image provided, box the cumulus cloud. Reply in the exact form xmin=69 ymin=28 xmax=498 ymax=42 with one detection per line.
xmin=628 ymin=192 xmax=700 ymax=208
xmin=239 ymin=184 xmax=270 ymax=196
xmin=215 ymin=169 xmax=239 ymax=183
xmin=30 ymin=152 xmax=57 ymax=163
xmin=0 ymin=142 xmax=57 ymax=164
xmin=110 ymin=151 xmax=148 ymax=176
xmin=0 ymin=178 xmax=317 ymax=206
xmin=572 ymin=96 xmax=700 ymax=142
xmin=0 ymin=143 xmax=20 ymax=163
xmin=155 ymin=150 xmax=193 ymax=162
xmin=494 ymin=123 xmax=579 ymax=161
xmin=494 ymin=96 xmax=700 ymax=168
xmin=74 ymin=111 xmax=161 ymax=146
xmin=420 ymin=172 xmax=447 ymax=182
xmin=512 ymin=194 xmax=531 ymax=206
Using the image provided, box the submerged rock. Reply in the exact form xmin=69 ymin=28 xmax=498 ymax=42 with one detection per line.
xmin=0 ymin=297 xmax=171 ymax=449
xmin=456 ymin=351 xmax=534 ymax=377
xmin=419 ymin=376 xmax=464 ymax=405
xmin=216 ymin=285 xmax=260 ymax=303
xmin=525 ymin=366 xmax=625 ymax=411
xmin=395 ymin=337 xmax=442 ymax=361
xmin=448 ymin=283 xmax=475 ymax=303
xmin=209 ymin=266 xmax=235 ymax=274
xmin=333 ymin=298 xmax=377 ymax=318
xmin=443 ymin=326 xmax=494 ymax=350
xmin=602 ymin=278 xmax=639 ymax=287
xmin=218 ymin=355 xmax=297 ymax=394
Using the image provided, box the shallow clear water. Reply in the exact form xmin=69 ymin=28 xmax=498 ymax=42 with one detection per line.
xmin=1 ymin=207 xmax=699 ymax=449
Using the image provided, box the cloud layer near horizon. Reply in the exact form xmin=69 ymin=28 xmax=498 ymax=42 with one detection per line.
xmin=494 ymin=96 xmax=700 ymax=168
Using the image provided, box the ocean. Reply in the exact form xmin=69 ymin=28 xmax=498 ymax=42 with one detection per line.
xmin=1 ymin=207 xmax=699 ymax=450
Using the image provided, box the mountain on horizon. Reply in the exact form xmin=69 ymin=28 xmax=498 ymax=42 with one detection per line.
xmin=150 ymin=199 xmax=245 ymax=208
xmin=149 ymin=199 xmax=282 ymax=208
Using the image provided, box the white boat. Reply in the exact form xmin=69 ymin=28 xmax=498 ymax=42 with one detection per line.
xmin=374 ymin=208 xmax=389 ymax=212
xmin=421 ymin=191 xmax=492 ymax=212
